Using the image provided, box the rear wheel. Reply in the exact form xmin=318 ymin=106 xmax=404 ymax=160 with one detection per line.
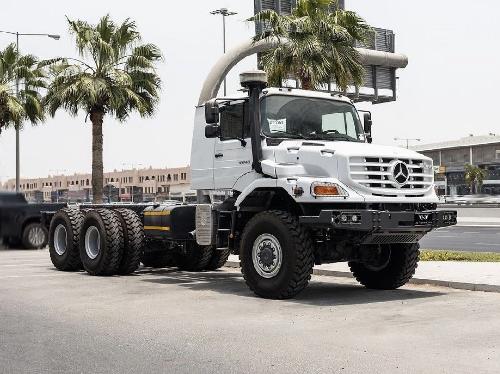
xmin=174 ymin=243 xmax=213 ymax=271
xmin=205 ymin=248 xmax=231 ymax=271
xmin=115 ymin=209 xmax=144 ymax=275
xmin=240 ymin=210 xmax=314 ymax=299
xmin=349 ymin=243 xmax=420 ymax=290
xmin=22 ymin=223 xmax=48 ymax=249
xmin=79 ymin=209 xmax=124 ymax=276
xmin=49 ymin=208 xmax=84 ymax=271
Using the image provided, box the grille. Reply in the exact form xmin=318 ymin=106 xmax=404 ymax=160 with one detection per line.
xmin=349 ymin=156 xmax=433 ymax=197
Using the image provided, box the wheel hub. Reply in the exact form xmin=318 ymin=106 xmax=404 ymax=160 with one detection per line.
xmin=258 ymin=243 xmax=276 ymax=268
xmin=53 ymin=224 xmax=67 ymax=255
xmin=252 ymin=234 xmax=282 ymax=279
xmin=28 ymin=226 xmax=45 ymax=247
xmin=85 ymin=226 xmax=101 ymax=260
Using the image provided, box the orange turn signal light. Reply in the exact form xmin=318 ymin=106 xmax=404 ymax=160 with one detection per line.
xmin=311 ymin=183 xmax=346 ymax=197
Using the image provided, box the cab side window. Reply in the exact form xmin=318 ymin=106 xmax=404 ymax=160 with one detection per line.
xmin=220 ymin=102 xmax=250 ymax=140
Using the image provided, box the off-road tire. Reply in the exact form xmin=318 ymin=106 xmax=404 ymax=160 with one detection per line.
xmin=174 ymin=243 xmax=214 ymax=271
xmin=206 ymin=248 xmax=231 ymax=270
xmin=240 ymin=210 xmax=314 ymax=299
xmin=79 ymin=209 xmax=124 ymax=276
xmin=141 ymin=251 xmax=176 ymax=268
xmin=22 ymin=223 xmax=48 ymax=249
xmin=115 ymin=209 xmax=144 ymax=275
xmin=348 ymin=243 xmax=420 ymax=290
xmin=49 ymin=208 xmax=84 ymax=271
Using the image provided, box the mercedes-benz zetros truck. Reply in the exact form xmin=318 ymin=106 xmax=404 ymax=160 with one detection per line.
xmin=44 ymin=39 xmax=457 ymax=299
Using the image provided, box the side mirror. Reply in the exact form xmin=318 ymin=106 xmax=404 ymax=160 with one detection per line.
xmin=205 ymin=124 xmax=220 ymax=138
xmin=205 ymin=98 xmax=219 ymax=124
xmin=363 ymin=113 xmax=373 ymax=144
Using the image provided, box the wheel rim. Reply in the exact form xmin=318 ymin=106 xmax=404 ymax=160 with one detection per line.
xmin=85 ymin=226 xmax=101 ymax=260
xmin=28 ymin=226 xmax=46 ymax=247
xmin=252 ymin=233 xmax=283 ymax=279
xmin=53 ymin=224 xmax=67 ymax=255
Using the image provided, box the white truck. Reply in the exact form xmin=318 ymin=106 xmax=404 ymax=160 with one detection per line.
xmin=44 ymin=39 xmax=457 ymax=299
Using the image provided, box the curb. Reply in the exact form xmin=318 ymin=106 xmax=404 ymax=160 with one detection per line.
xmin=224 ymin=261 xmax=500 ymax=294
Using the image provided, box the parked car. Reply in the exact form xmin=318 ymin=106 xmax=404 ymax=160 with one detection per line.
xmin=0 ymin=192 xmax=66 ymax=249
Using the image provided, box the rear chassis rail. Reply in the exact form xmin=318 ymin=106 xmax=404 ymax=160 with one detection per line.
xmin=40 ymin=203 xmax=165 ymax=230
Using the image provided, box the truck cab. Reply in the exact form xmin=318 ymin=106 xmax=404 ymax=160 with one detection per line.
xmin=192 ymin=86 xmax=437 ymax=206
xmin=187 ymin=70 xmax=456 ymax=298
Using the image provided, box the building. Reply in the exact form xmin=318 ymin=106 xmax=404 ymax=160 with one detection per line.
xmin=413 ymin=135 xmax=500 ymax=196
xmin=253 ymin=0 xmax=399 ymax=103
xmin=0 ymin=166 xmax=191 ymax=203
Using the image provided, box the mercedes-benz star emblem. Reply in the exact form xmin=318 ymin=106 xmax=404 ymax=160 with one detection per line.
xmin=392 ymin=161 xmax=410 ymax=185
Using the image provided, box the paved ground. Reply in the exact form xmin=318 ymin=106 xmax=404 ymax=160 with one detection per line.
xmin=1 ymin=249 xmax=499 ymax=374
xmin=421 ymin=226 xmax=500 ymax=252
xmin=227 ymin=255 xmax=500 ymax=292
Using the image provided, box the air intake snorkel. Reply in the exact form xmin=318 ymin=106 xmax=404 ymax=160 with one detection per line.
xmin=240 ymin=70 xmax=267 ymax=174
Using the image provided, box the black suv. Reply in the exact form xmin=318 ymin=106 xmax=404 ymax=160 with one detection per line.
xmin=0 ymin=192 xmax=66 ymax=249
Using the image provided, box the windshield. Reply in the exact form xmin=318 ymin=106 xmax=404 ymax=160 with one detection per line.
xmin=261 ymin=95 xmax=365 ymax=142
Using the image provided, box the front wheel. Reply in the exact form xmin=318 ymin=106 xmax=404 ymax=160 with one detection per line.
xmin=349 ymin=243 xmax=420 ymax=290
xmin=240 ymin=210 xmax=314 ymax=299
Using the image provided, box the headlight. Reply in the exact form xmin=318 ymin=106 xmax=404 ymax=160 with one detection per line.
xmin=311 ymin=182 xmax=348 ymax=197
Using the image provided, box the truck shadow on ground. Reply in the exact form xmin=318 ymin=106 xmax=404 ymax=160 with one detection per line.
xmin=136 ymin=267 xmax=443 ymax=307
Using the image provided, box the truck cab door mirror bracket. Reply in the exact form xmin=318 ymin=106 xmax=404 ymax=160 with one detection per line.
xmin=363 ymin=112 xmax=373 ymax=144
xmin=205 ymin=98 xmax=219 ymax=124
xmin=205 ymin=124 xmax=220 ymax=138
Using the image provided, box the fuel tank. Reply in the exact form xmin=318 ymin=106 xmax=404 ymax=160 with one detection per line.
xmin=143 ymin=205 xmax=196 ymax=240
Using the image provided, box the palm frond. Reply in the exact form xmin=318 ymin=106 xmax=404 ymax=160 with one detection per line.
xmin=250 ymin=0 xmax=370 ymax=90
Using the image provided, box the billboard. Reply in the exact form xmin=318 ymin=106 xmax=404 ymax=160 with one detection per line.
xmin=253 ymin=0 xmax=398 ymax=104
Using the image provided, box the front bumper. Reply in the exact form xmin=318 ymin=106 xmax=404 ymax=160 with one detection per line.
xmin=300 ymin=209 xmax=457 ymax=233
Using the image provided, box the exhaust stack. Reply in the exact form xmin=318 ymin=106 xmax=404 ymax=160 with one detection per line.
xmin=240 ymin=70 xmax=267 ymax=174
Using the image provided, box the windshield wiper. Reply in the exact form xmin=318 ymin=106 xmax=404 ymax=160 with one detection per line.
xmin=305 ymin=133 xmax=357 ymax=142
xmin=267 ymin=131 xmax=306 ymax=139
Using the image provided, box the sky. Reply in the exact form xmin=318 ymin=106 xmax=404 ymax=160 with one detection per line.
xmin=1 ymin=0 xmax=499 ymax=182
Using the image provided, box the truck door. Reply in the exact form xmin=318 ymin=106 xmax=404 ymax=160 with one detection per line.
xmin=214 ymin=101 xmax=253 ymax=190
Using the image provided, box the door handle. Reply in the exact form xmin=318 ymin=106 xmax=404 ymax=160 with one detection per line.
xmin=215 ymin=153 xmax=224 ymax=158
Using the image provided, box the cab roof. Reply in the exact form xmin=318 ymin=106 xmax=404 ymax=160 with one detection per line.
xmin=262 ymin=87 xmax=354 ymax=104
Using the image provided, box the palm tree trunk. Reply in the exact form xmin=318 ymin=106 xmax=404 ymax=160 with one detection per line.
xmin=301 ymin=76 xmax=313 ymax=90
xmin=90 ymin=110 xmax=104 ymax=203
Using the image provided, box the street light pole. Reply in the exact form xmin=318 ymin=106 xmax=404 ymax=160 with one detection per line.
xmin=210 ymin=8 xmax=237 ymax=97
xmin=0 ymin=30 xmax=60 ymax=193
xmin=394 ymin=137 xmax=421 ymax=149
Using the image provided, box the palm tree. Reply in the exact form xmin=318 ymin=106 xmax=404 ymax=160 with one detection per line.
xmin=250 ymin=0 xmax=372 ymax=90
xmin=0 ymin=43 xmax=46 ymax=134
xmin=464 ymin=164 xmax=487 ymax=194
xmin=45 ymin=15 xmax=162 ymax=203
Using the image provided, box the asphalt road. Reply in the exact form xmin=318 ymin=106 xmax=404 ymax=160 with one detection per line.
xmin=421 ymin=226 xmax=500 ymax=252
xmin=1 ymin=249 xmax=499 ymax=374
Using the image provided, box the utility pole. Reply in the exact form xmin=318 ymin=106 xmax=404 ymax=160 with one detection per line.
xmin=210 ymin=8 xmax=237 ymax=96
xmin=394 ymin=137 xmax=421 ymax=149
xmin=0 ymin=30 xmax=60 ymax=193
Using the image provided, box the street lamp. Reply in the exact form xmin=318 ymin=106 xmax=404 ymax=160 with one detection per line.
xmin=0 ymin=30 xmax=60 ymax=193
xmin=210 ymin=8 xmax=237 ymax=96
xmin=394 ymin=137 xmax=421 ymax=149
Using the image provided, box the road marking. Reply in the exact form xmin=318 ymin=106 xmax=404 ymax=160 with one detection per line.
xmin=433 ymin=235 xmax=456 ymax=238
xmin=474 ymin=243 xmax=500 ymax=247
xmin=462 ymin=232 xmax=480 ymax=234
xmin=0 ymin=274 xmax=63 ymax=279
xmin=0 ymin=263 xmax=49 ymax=267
